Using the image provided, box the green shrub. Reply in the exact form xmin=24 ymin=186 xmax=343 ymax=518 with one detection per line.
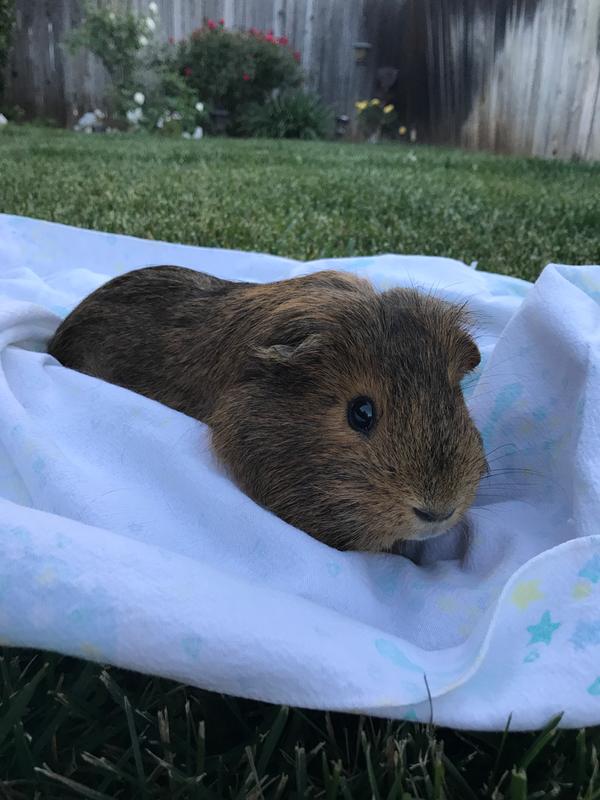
xmin=178 ymin=22 xmax=302 ymax=130
xmin=67 ymin=3 xmax=206 ymax=134
xmin=239 ymin=90 xmax=333 ymax=140
xmin=0 ymin=0 xmax=14 ymax=102
xmin=67 ymin=3 xmax=146 ymax=91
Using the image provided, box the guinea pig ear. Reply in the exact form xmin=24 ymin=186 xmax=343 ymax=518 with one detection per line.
xmin=255 ymin=333 xmax=323 ymax=366
xmin=453 ymin=332 xmax=481 ymax=377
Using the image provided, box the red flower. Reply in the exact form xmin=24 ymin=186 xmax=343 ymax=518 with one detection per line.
xmin=219 ymin=18 xmax=225 ymax=26
xmin=293 ymin=50 xmax=301 ymax=62
xmin=242 ymin=72 xmax=251 ymax=81
xmin=267 ymin=29 xmax=273 ymax=35
xmin=207 ymin=19 xmax=217 ymax=30
xmin=265 ymin=33 xmax=274 ymax=42
xmin=278 ymin=35 xmax=289 ymax=45
xmin=183 ymin=66 xmax=193 ymax=76
xmin=249 ymin=26 xmax=259 ymax=36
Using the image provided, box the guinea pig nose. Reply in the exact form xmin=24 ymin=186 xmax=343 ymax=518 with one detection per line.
xmin=413 ymin=507 xmax=456 ymax=523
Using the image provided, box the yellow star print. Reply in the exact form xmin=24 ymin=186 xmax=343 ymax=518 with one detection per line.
xmin=511 ymin=580 xmax=544 ymax=610
xmin=572 ymin=581 xmax=592 ymax=600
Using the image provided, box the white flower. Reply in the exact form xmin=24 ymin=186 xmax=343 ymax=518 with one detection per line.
xmin=156 ymin=116 xmax=164 ymax=129
xmin=145 ymin=16 xmax=156 ymax=32
xmin=108 ymin=11 xmax=116 ymax=21
xmin=75 ymin=111 xmax=97 ymax=129
xmin=195 ymin=101 xmax=204 ymax=112
xmin=148 ymin=1 xmax=159 ymax=15
xmin=0 ymin=113 xmax=8 ymax=126
xmin=182 ymin=132 xmax=192 ymax=139
xmin=138 ymin=35 xmax=149 ymax=47
xmin=133 ymin=92 xmax=145 ymax=105
xmin=126 ymin=107 xmax=144 ymax=125
xmin=171 ymin=111 xmax=182 ymax=120
xmin=94 ymin=109 xmax=106 ymax=119
xmin=192 ymin=126 xmax=204 ymax=140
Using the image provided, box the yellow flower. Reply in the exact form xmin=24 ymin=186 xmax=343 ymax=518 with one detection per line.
xmin=354 ymin=100 xmax=368 ymax=112
xmin=398 ymin=125 xmax=407 ymax=135
xmin=383 ymin=104 xmax=394 ymax=114
xmin=370 ymin=98 xmax=381 ymax=106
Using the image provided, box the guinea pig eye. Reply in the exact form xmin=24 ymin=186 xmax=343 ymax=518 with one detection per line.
xmin=347 ymin=396 xmax=376 ymax=434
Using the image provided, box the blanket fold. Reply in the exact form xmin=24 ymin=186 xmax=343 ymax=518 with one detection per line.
xmin=1 ymin=213 xmax=598 ymax=731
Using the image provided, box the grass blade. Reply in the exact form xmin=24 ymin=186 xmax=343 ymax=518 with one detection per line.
xmin=35 ymin=765 xmax=115 ymax=800
xmin=510 ymin=768 xmax=527 ymax=800
xmin=0 ymin=662 xmax=48 ymax=747
xmin=362 ymin=730 xmax=381 ymax=800
xmin=256 ymin=705 xmax=289 ymax=776
xmin=517 ymin=713 xmax=563 ymax=771
xmin=124 ymin=695 xmax=148 ymax=797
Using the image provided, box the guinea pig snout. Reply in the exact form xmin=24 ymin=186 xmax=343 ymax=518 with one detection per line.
xmin=413 ymin=506 xmax=456 ymax=523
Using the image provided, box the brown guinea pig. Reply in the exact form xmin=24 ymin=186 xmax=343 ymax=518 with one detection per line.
xmin=48 ymin=266 xmax=487 ymax=552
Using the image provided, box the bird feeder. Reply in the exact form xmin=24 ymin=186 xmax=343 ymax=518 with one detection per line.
xmin=352 ymin=41 xmax=372 ymax=66
xmin=335 ymin=114 xmax=350 ymax=138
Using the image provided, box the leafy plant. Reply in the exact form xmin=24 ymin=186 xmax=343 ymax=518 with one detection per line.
xmin=240 ymin=89 xmax=333 ymax=140
xmin=355 ymin=98 xmax=399 ymax=140
xmin=178 ymin=22 xmax=303 ymax=131
xmin=67 ymin=3 xmax=148 ymax=91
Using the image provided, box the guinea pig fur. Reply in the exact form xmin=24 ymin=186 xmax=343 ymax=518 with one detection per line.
xmin=48 ymin=266 xmax=487 ymax=552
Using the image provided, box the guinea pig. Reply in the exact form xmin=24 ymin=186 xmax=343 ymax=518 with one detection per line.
xmin=48 ymin=266 xmax=487 ymax=552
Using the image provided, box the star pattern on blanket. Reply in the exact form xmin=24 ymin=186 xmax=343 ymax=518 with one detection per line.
xmin=579 ymin=555 xmax=600 ymax=584
xmin=527 ymin=611 xmax=561 ymax=646
xmin=588 ymin=677 xmax=600 ymax=696
xmin=572 ymin=580 xmax=592 ymax=599
xmin=511 ymin=580 xmax=544 ymax=610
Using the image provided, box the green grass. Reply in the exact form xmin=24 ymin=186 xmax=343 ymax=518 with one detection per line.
xmin=1 ymin=126 xmax=599 ymax=281
xmin=1 ymin=653 xmax=599 ymax=799
xmin=1 ymin=127 xmax=600 ymax=798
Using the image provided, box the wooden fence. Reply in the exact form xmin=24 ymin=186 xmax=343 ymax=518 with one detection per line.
xmin=3 ymin=0 xmax=600 ymax=159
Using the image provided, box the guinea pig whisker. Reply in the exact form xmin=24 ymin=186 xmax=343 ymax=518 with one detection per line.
xmin=485 ymin=454 xmax=529 ymax=465
xmin=484 ymin=443 xmax=518 ymax=458
xmin=484 ymin=470 xmax=544 ymax=483
xmin=483 ymin=453 xmax=522 ymax=468
xmin=482 ymin=467 xmax=538 ymax=477
xmin=478 ymin=480 xmax=538 ymax=490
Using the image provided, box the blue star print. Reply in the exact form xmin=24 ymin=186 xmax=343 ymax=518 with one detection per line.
xmin=579 ymin=555 xmax=600 ymax=584
xmin=571 ymin=619 xmax=600 ymax=651
xmin=527 ymin=611 xmax=561 ymax=645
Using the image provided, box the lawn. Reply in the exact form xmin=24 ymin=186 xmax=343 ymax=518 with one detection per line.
xmin=1 ymin=127 xmax=600 ymax=799
xmin=1 ymin=126 xmax=599 ymax=281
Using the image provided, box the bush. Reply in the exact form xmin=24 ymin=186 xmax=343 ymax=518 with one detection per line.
xmin=0 ymin=0 xmax=14 ymax=102
xmin=177 ymin=23 xmax=302 ymax=130
xmin=68 ymin=3 xmax=206 ymax=134
xmin=67 ymin=3 xmax=146 ymax=91
xmin=239 ymin=90 xmax=333 ymax=140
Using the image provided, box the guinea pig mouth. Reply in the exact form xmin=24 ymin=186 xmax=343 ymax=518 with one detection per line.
xmin=408 ymin=512 xmax=460 ymax=541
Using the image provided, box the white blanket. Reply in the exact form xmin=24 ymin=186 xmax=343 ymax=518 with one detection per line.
xmin=1 ymin=213 xmax=599 ymax=731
